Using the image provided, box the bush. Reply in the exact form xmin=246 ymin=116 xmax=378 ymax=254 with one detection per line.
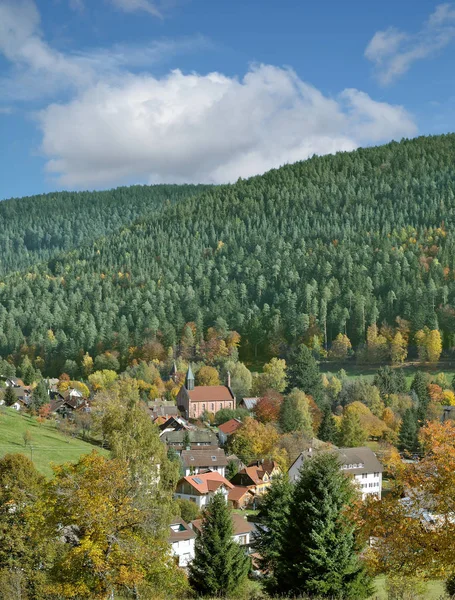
xmin=176 ymin=498 xmax=200 ymax=523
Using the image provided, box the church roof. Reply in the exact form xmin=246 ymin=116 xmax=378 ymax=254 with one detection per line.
xmin=187 ymin=385 xmax=234 ymax=403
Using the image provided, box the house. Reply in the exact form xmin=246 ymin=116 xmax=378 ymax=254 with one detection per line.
xmin=176 ymin=366 xmax=235 ymax=420
xmin=158 ymin=415 xmax=192 ymax=433
xmin=4 ymin=377 xmax=25 ymax=388
xmin=442 ymin=405 xmax=455 ymax=422
xmin=169 ymin=517 xmax=196 ymax=568
xmin=5 ymin=387 xmax=31 ymax=411
xmin=190 ymin=513 xmax=255 ymax=552
xmin=180 ymin=447 xmax=228 ymax=477
xmin=228 ymin=486 xmax=255 ymax=509
xmin=230 ymin=460 xmax=281 ymax=496
xmin=49 ymin=393 xmax=90 ymax=419
xmin=289 ymin=446 xmax=383 ymax=499
xmin=174 ymin=471 xmax=234 ymax=508
xmin=239 ymin=397 xmax=259 ymax=412
xmin=217 ymin=418 xmax=243 ymax=445
xmin=149 ymin=400 xmax=181 ymax=421
xmin=161 ymin=428 xmax=219 ymax=453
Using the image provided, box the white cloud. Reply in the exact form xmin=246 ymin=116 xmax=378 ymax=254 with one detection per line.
xmin=0 ymin=0 xmax=418 ymax=189
xmin=109 ymin=0 xmax=163 ymax=18
xmin=365 ymin=3 xmax=455 ymax=85
xmin=37 ymin=66 xmax=417 ymax=187
xmin=0 ymin=0 xmax=205 ymax=100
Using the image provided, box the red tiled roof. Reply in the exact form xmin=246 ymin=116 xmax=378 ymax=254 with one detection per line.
xmin=187 ymin=385 xmax=234 ymax=403
xmin=228 ymin=486 xmax=254 ymax=502
xmin=218 ymin=418 xmax=243 ymax=435
xmin=179 ymin=471 xmax=233 ymax=494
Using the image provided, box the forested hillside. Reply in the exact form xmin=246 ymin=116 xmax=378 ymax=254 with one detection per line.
xmin=2 ymin=134 xmax=455 ymax=373
xmin=0 ymin=184 xmax=208 ymax=274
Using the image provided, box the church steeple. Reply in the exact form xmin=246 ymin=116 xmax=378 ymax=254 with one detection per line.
xmin=186 ymin=364 xmax=195 ymax=391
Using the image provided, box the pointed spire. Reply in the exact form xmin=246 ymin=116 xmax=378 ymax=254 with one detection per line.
xmin=186 ymin=364 xmax=195 ymax=391
xmin=169 ymin=360 xmax=178 ymax=382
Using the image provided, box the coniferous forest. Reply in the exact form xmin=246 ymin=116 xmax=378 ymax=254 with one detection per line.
xmin=2 ymin=134 xmax=455 ymax=373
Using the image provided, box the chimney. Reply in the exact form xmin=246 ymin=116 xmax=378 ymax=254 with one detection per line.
xmin=227 ymin=370 xmax=231 ymax=388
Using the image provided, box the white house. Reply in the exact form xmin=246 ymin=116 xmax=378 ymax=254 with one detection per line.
xmin=174 ymin=471 xmax=233 ymax=509
xmin=180 ymin=448 xmax=228 ymax=477
xmin=288 ymin=446 xmax=383 ymax=500
xmin=169 ymin=517 xmax=196 ymax=568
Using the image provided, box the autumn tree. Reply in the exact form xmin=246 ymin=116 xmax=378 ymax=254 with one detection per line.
xmin=195 ymin=365 xmax=220 ymax=386
xmin=390 ymin=331 xmax=408 ymax=364
xmin=279 ymin=388 xmax=313 ymax=436
xmin=327 ymin=333 xmax=352 ymax=361
xmin=46 ymin=452 xmax=186 ymax=599
xmin=254 ymin=390 xmax=283 ymax=424
xmin=361 ymin=421 xmax=455 ymax=582
xmin=339 ymin=405 xmax=367 ymax=447
xmin=229 ymin=417 xmax=280 ymax=465
xmin=252 ymin=357 xmax=287 ymax=395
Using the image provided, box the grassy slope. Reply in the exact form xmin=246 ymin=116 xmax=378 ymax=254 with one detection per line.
xmin=0 ymin=408 xmax=108 ymax=477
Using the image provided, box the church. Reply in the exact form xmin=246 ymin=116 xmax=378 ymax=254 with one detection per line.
xmin=176 ymin=365 xmax=236 ymax=420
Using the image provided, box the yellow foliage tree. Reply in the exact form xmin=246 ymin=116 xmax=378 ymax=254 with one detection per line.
xmin=229 ymin=417 xmax=279 ymax=465
xmin=195 ymin=366 xmax=220 ymax=386
xmin=327 ymin=333 xmax=352 ymax=361
xmin=390 ymin=332 xmax=407 ymax=364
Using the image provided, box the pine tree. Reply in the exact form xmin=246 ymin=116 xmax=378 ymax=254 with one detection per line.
xmin=287 ymin=344 xmax=323 ymax=405
xmin=278 ymin=452 xmax=373 ymax=599
xmin=411 ymin=371 xmax=430 ymax=424
xmin=189 ymin=492 xmax=250 ymax=597
xmin=253 ymin=475 xmax=293 ymax=592
xmin=30 ymin=379 xmax=48 ymax=411
xmin=398 ymin=409 xmax=419 ymax=453
xmin=339 ymin=408 xmax=366 ymax=447
xmin=318 ymin=405 xmax=338 ymax=443
xmin=3 ymin=386 xmax=16 ymax=407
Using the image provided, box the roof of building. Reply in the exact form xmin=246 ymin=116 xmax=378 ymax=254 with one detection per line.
xmin=218 ymin=418 xmax=243 ymax=436
xmin=337 ymin=447 xmax=383 ymax=474
xmin=7 ymin=377 xmax=25 ymax=387
xmin=178 ymin=471 xmax=234 ymax=494
xmin=186 ymin=385 xmax=235 ymax=403
xmin=181 ymin=447 xmax=227 ymax=468
xmin=169 ymin=517 xmax=196 ymax=543
xmin=161 ymin=428 xmax=218 ymax=446
xmin=228 ymin=486 xmax=255 ymax=502
xmin=241 ymin=397 xmax=258 ymax=410
xmin=191 ymin=513 xmax=254 ymax=537
xmin=289 ymin=446 xmax=383 ymax=478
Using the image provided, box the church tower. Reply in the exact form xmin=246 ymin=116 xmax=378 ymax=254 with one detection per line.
xmin=186 ymin=364 xmax=195 ymax=391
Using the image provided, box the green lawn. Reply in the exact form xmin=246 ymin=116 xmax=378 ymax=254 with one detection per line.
xmin=0 ymin=408 xmax=108 ymax=477
xmin=369 ymin=576 xmax=445 ymax=599
xmin=320 ymin=361 xmax=455 ymax=390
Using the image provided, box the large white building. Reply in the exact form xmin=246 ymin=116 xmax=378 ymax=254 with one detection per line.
xmin=288 ymin=446 xmax=383 ymax=499
xmin=169 ymin=518 xmax=196 ymax=568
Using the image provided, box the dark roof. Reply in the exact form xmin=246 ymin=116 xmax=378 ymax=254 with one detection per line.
xmin=169 ymin=517 xmax=196 ymax=543
xmin=181 ymin=448 xmax=227 ymax=468
xmin=337 ymin=447 xmax=383 ymax=474
xmin=186 ymin=385 xmax=235 ymax=403
xmin=218 ymin=418 xmax=243 ymax=435
xmin=161 ymin=429 xmax=218 ymax=446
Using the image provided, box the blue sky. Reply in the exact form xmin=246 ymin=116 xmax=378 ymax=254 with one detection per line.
xmin=1 ymin=0 xmax=455 ymax=200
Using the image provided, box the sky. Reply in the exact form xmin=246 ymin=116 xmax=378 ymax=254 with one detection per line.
xmin=1 ymin=0 xmax=455 ymax=200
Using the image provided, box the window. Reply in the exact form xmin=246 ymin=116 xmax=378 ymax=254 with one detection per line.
xmin=219 ymin=403 xmax=223 ymax=410
xmin=211 ymin=403 xmax=214 ymax=411
xmin=374 ymin=472 xmax=379 ymax=477
xmin=238 ymin=535 xmax=248 ymax=545
xmin=202 ymin=404 xmax=206 ymax=411
xmin=362 ymin=473 xmax=367 ymax=479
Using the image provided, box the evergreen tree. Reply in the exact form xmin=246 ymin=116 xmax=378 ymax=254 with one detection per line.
xmin=339 ymin=408 xmax=366 ymax=447
xmin=3 ymin=386 xmax=16 ymax=407
xmin=253 ymin=475 xmax=293 ymax=592
xmin=398 ymin=409 xmax=419 ymax=453
xmin=287 ymin=344 xmax=323 ymax=405
xmin=318 ymin=405 xmax=338 ymax=443
xmin=278 ymin=452 xmax=373 ymax=599
xmin=411 ymin=371 xmax=430 ymax=425
xmin=189 ymin=492 xmax=250 ymax=597
xmin=30 ymin=379 xmax=48 ymax=411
